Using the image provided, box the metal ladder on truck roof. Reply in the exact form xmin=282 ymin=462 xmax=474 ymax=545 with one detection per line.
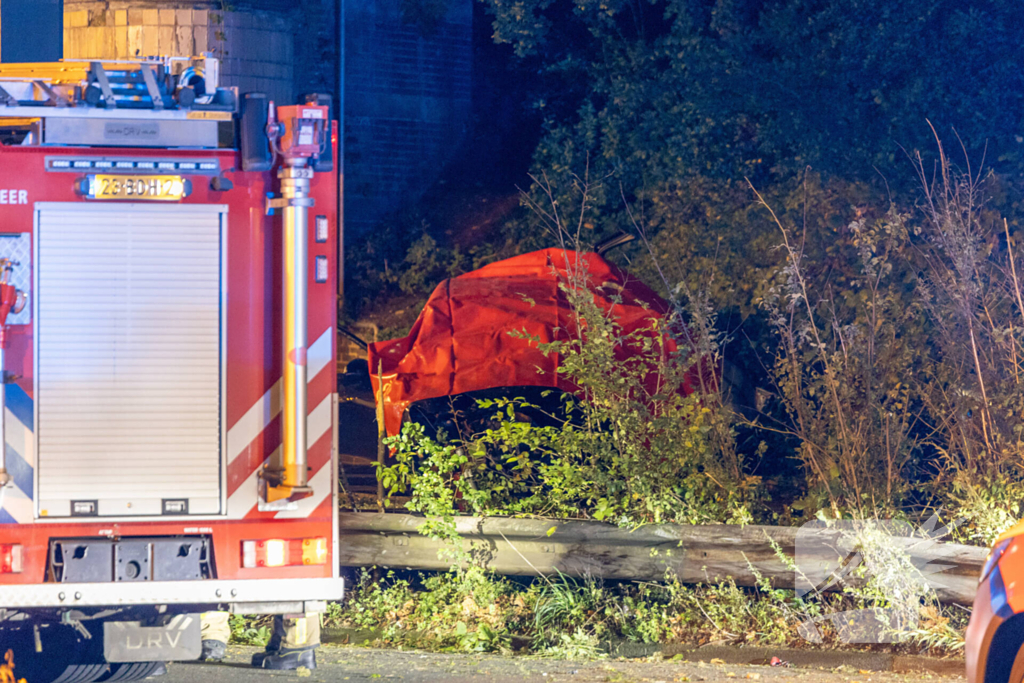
xmin=0 ymin=56 xmax=236 ymax=148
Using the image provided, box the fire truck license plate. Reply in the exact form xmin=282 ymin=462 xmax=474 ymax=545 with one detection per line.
xmin=89 ymin=174 xmax=187 ymax=201
xmin=103 ymin=614 xmax=202 ymax=662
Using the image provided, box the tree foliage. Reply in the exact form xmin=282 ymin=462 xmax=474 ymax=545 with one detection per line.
xmin=483 ymin=0 xmax=1024 ymax=188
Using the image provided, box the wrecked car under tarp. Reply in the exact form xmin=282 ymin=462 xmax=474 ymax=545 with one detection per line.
xmin=366 ymin=248 xmax=709 ymax=439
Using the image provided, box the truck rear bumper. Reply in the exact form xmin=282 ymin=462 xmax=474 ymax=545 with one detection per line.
xmin=0 ymin=576 xmax=344 ymax=610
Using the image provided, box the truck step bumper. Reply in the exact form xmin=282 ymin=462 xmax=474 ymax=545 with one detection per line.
xmin=0 ymin=577 xmax=344 ymax=610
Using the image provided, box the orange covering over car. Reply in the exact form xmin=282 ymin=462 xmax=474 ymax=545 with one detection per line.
xmin=367 ymin=248 xmax=698 ymax=438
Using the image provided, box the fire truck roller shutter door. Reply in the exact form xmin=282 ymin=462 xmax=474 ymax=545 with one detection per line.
xmin=34 ymin=203 xmax=227 ymax=518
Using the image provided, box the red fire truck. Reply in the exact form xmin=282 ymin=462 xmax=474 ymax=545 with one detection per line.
xmin=0 ymin=58 xmax=343 ymax=680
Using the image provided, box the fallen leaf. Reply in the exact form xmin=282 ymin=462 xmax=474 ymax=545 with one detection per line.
xmin=726 ymin=673 xmax=737 ymax=678
xmin=747 ymin=674 xmax=761 ymax=680
xmin=295 ymin=666 xmax=312 ymax=678
xmin=711 ymin=659 xmax=726 ymax=665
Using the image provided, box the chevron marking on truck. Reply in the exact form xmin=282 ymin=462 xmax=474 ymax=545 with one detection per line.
xmin=0 ymin=384 xmax=33 ymax=525
xmin=225 ymin=326 xmax=335 ymax=519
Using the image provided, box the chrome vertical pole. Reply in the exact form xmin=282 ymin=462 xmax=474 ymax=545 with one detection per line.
xmin=276 ymin=159 xmax=313 ymax=498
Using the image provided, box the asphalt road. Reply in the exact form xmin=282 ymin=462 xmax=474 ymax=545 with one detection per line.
xmin=162 ymin=646 xmax=965 ymax=683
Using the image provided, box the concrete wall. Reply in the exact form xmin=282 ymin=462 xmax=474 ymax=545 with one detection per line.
xmin=62 ymin=0 xmax=294 ymax=104
xmin=344 ymin=0 xmax=473 ymax=236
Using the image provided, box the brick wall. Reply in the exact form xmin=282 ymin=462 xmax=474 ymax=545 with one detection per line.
xmin=62 ymin=1 xmax=294 ymax=104
xmin=344 ymin=0 xmax=473 ymax=236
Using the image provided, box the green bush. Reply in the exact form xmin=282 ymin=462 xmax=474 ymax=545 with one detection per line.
xmin=749 ymin=152 xmax=1024 ymax=531
xmin=228 ymin=614 xmax=271 ymax=646
xmin=327 ymin=565 xmax=963 ymax=656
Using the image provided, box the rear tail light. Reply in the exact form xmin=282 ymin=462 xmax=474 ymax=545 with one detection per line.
xmin=302 ymin=537 xmax=329 ymax=565
xmin=0 ymin=544 xmax=23 ymax=573
xmin=241 ymin=538 xmax=328 ymax=568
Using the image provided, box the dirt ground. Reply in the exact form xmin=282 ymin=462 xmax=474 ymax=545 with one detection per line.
xmin=162 ymin=645 xmax=966 ymax=683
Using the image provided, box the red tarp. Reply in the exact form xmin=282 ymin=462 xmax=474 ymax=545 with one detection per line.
xmin=368 ymin=248 xmax=690 ymax=438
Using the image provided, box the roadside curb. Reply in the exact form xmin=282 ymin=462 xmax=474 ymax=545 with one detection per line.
xmin=605 ymin=642 xmax=964 ymax=676
xmin=322 ymin=628 xmax=964 ymax=676
xmin=322 ymin=627 xmax=381 ymax=645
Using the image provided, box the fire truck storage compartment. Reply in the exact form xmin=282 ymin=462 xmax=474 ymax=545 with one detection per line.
xmin=35 ymin=203 xmax=226 ymax=518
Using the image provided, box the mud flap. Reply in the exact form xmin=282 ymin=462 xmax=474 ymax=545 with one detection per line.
xmin=102 ymin=614 xmax=202 ymax=663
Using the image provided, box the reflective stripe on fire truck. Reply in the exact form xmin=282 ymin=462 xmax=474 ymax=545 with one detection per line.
xmin=225 ymin=327 xmax=334 ymax=519
xmin=0 ymin=384 xmax=34 ymax=524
